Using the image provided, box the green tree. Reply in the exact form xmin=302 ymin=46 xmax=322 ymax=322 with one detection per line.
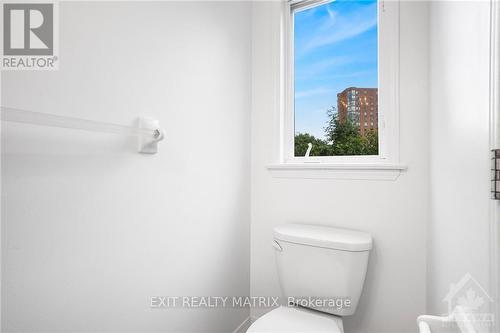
xmin=361 ymin=129 xmax=379 ymax=155
xmin=324 ymin=106 xmax=379 ymax=156
xmin=294 ymin=105 xmax=379 ymax=157
xmin=294 ymin=133 xmax=330 ymax=156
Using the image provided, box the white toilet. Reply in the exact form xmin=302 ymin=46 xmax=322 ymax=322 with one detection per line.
xmin=247 ymin=223 xmax=372 ymax=333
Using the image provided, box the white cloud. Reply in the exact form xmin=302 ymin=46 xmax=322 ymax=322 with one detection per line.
xmin=302 ymin=3 xmax=377 ymax=52
xmin=295 ymin=87 xmax=333 ymax=99
xmin=296 ymin=56 xmax=352 ymax=79
xmin=326 ymin=5 xmax=337 ymax=21
xmin=329 ymin=69 xmax=377 ymax=79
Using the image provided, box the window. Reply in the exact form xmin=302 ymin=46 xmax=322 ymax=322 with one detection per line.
xmin=281 ymin=0 xmax=400 ymax=166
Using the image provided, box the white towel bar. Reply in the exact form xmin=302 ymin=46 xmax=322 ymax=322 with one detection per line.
xmin=1 ymin=107 xmax=165 ymax=154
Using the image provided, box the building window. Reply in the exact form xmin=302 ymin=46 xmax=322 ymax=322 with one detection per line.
xmin=282 ymin=0 xmax=400 ymax=164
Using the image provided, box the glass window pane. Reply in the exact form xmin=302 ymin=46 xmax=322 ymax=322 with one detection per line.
xmin=293 ymin=0 xmax=379 ymax=157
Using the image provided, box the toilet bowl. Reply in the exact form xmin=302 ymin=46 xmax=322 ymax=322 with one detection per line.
xmin=247 ymin=306 xmax=344 ymax=333
xmin=246 ymin=224 xmax=372 ymax=333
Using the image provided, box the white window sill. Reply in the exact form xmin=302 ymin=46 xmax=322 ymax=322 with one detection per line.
xmin=266 ymin=163 xmax=407 ymax=180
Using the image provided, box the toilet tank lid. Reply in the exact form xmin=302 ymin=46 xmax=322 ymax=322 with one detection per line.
xmin=273 ymin=224 xmax=372 ymax=252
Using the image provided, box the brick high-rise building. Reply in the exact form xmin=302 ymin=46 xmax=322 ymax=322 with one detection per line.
xmin=337 ymin=87 xmax=378 ymax=136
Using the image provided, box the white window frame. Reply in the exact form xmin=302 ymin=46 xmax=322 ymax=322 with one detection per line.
xmin=279 ymin=0 xmax=402 ymax=169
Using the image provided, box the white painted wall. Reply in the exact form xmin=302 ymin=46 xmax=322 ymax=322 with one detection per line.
xmin=250 ymin=2 xmax=429 ymax=333
xmin=1 ymin=2 xmax=251 ymax=332
xmin=427 ymin=0 xmax=492 ymax=321
xmin=1 ymin=1 xmax=494 ymax=332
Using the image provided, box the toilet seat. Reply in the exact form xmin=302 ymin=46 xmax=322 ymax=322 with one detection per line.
xmin=247 ymin=306 xmax=344 ymax=333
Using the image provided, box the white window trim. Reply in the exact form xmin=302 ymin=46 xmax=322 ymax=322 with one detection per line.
xmin=267 ymin=0 xmax=406 ymax=179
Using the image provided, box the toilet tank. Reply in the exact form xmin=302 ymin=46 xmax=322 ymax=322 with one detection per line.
xmin=273 ymin=224 xmax=372 ymax=317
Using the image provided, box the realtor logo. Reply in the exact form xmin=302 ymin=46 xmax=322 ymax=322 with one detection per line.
xmin=443 ymin=273 xmax=494 ymax=327
xmin=3 ymin=3 xmax=53 ymax=55
xmin=1 ymin=1 xmax=58 ymax=70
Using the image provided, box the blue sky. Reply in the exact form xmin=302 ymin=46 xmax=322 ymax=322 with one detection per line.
xmin=294 ymin=0 xmax=378 ymax=139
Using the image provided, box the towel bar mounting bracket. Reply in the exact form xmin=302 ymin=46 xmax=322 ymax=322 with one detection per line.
xmin=138 ymin=117 xmax=165 ymax=154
